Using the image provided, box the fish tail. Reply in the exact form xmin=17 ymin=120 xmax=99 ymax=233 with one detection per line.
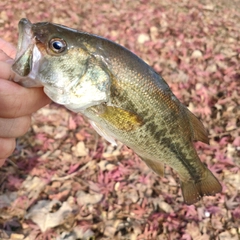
xmin=181 ymin=168 xmax=222 ymax=205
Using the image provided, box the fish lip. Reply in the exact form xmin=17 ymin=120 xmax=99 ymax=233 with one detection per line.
xmin=11 ymin=18 xmax=34 ymax=79
xmin=15 ymin=18 xmax=33 ymax=61
xmin=11 ymin=18 xmax=43 ymax=87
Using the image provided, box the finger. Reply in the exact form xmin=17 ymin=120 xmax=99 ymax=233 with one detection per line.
xmin=0 ymin=138 xmax=16 ymax=161
xmin=0 ymin=38 xmax=16 ymax=59
xmin=0 ymin=49 xmax=14 ymax=62
xmin=0 ymin=115 xmax=31 ymax=138
xmin=0 ymin=79 xmax=51 ymax=118
xmin=0 ymin=159 xmax=6 ymax=167
xmin=0 ymin=61 xmax=15 ymax=80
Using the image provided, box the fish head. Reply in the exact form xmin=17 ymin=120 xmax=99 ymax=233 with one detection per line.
xmin=12 ymin=18 xmax=111 ymax=112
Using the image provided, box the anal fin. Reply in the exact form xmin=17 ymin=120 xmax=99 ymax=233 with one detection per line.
xmin=140 ymin=157 xmax=165 ymax=177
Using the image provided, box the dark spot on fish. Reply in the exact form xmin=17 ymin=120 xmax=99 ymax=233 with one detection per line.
xmin=144 ymin=121 xmax=201 ymax=182
xmin=145 ymin=122 xmax=159 ymax=137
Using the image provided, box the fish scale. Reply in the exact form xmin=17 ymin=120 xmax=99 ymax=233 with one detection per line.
xmin=12 ymin=18 xmax=222 ymax=205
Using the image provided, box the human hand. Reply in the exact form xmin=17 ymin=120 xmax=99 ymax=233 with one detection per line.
xmin=0 ymin=38 xmax=51 ymax=167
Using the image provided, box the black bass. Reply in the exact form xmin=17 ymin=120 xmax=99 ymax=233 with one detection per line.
xmin=12 ymin=18 xmax=222 ymax=205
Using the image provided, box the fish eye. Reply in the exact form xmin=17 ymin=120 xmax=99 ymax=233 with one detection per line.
xmin=49 ymin=38 xmax=67 ymax=53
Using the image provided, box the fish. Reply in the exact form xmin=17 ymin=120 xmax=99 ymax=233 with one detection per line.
xmin=12 ymin=18 xmax=222 ymax=205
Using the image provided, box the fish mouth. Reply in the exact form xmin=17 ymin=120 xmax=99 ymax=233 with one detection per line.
xmin=12 ymin=18 xmax=43 ymax=87
xmin=15 ymin=18 xmax=33 ymax=62
xmin=12 ymin=18 xmax=34 ymax=77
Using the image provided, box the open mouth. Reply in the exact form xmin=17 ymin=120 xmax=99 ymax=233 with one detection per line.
xmin=12 ymin=19 xmax=34 ymax=77
xmin=15 ymin=18 xmax=33 ymax=62
xmin=11 ymin=18 xmax=43 ymax=87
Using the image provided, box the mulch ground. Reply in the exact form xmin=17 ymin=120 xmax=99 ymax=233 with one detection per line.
xmin=0 ymin=0 xmax=239 ymax=239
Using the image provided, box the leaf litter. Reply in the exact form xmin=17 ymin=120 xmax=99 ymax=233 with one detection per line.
xmin=0 ymin=0 xmax=239 ymax=239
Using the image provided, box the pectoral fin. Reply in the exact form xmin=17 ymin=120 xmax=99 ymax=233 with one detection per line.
xmin=140 ymin=157 xmax=165 ymax=177
xmin=186 ymin=108 xmax=209 ymax=144
xmin=100 ymin=106 xmax=143 ymax=132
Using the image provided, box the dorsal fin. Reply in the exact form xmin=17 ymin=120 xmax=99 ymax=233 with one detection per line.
xmin=186 ymin=108 xmax=209 ymax=144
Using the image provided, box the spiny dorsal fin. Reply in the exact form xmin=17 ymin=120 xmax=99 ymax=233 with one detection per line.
xmin=140 ymin=156 xmax=165 ymax=177
xmin=186 ymin=108 xmax=209 ymax=144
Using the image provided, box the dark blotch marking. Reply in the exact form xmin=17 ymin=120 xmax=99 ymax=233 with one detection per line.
xmin=145 ymin=121 xmax=200 ymax=181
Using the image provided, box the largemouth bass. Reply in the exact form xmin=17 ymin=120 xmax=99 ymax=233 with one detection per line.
xmin=12 ymin=18 xmax=222 ymax=205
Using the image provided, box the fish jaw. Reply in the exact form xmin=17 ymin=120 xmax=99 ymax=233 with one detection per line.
xmin=12 ymin=18 xmax=43 ymax=87
xmin=15 ymin=18 xmax=33 ymax=64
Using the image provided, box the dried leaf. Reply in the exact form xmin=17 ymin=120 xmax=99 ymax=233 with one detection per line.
xmin=26 ymin=200 xmax=74 ymax=232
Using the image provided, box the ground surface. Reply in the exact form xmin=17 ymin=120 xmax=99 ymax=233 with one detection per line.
xmin=0 ymin=0 xmax=239 ymax=239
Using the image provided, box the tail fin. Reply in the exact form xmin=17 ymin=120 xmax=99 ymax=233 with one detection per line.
xmin=181 ymin=169 xmax=222 ymax=205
